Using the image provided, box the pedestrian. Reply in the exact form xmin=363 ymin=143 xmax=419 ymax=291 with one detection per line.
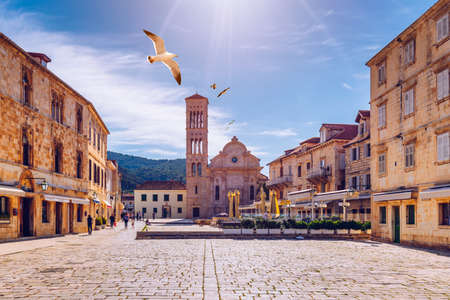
xmin=87 ymin=214 xmax=93 ymax=235
xmin=152 ymin=211 xmax=156 ymax=220
xmin=124 ymin=214 xmax=129 ymax=229
xmin=109 ymin=214 xmax=115 ymax=228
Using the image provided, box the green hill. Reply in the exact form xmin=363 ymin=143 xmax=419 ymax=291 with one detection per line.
xmin=107 ymin=151 xmax=186 ymax=192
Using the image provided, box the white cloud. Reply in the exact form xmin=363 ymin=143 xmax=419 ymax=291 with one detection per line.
xmin=260 ymin=128 xmax=297 ymax=137
xmin=0 ymin=5 xmax=231 ymax=158
xmin=324 ymin=10 xmax=335 ymax=17
xmin=146 ymin=149 xmax=179 ymax=156
xmin=342 ymin=82 xmax=353 ymax=90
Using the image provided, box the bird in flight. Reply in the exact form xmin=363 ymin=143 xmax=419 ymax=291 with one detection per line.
xmin=217 ymin=87 xmax=230 ymax=98
xmin=210 ymin=83 xmax=217 ymax=90
xmin=143 ymin=29 xmax=181 ymax=85
xmin=225 ymin=120 xmax=235 ymax=131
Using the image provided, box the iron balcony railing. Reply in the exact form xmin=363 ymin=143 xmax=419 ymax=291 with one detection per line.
xmin=306 ymin=166 xmax=331 ymax=180
xmin=267 ymin=175 xmax=293 ymax=186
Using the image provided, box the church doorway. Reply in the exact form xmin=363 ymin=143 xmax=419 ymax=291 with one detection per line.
xmin=192 ymin=207 xmax=200 ymax=218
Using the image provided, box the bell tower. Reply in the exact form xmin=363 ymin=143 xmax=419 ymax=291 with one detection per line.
xmin=185 ymin=94 xmax=209 ymax=218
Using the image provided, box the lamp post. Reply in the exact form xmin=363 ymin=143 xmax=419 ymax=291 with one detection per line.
xmin=317 ymin=203 xmax=327 ymax=219
xmin=24 ymin=177 xmax=49 ymax=191
xmin=338 ymin=189 xmax=355 ymax=221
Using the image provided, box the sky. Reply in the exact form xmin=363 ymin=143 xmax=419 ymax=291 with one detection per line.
xmin=0 ymin=0 xmax=437 ymax=174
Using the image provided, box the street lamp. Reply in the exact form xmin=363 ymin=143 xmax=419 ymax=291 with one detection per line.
xmin=25 ymin=177 xmax=48 ymax=191
xmin=317 ymin=203 xmax=327 ymax=219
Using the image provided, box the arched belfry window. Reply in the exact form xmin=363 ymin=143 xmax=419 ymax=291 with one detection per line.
xmin=22 ymin=128 xmax=31 ymax=166
xmin=215 ymin=185 xmax=220 ymax=201
xmin=192 ymin=163 xmax=196 ymax=176
xmin=197 ymin=163 xmax=202 ymax=177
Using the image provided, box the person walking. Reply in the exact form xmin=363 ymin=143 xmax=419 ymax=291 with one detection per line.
xmin=87 ymin=215 xmax=93 ymax=235
xmin=124 ymin=214 xmax=129 ymax=229
xmin=109 ymin=214 xmax=115 ymax=228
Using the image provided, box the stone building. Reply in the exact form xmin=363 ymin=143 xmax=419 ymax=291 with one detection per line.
xmin=121 ymin=193 xmax=135 ymax=216
xmin=366 ymin=0 xmax=449 ymax=249
xmin=87 ymin=105 xmax=110 ymax=222
xmin=134 ymin=181 xmax=186 ymax=219
xmin=0 ymin=33 xmax=107 ymax=239
xmin=106 ymin=160 xmax=122 ymax=221
xmin=343 ymin=110 xmax=372 ymax=222
xmin=270 ymin=124 xmax=358 ymax=219
xmin=185 ymin=94 xmax=266 ymax=218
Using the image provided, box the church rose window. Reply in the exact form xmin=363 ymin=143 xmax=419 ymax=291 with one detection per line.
xmin=232 ymin=157 xmax=238 ymax=163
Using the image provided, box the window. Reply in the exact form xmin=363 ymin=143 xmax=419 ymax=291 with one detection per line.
xmin=363 ymin=174 xmax=371 ymax=190
xmin=378 ymin=153 xmax=386 ymax=175
xmin=306 ymin=162 xmax=311 ymax=170
xmin=297 ymin=165 xmax=302 ymax=177
xmin=97 ymin=133 xmax=100 ymax=151
xmin=197 ymin=163 xmax=202 ymax=177
xmin=320 ymin=159 xmax=325 ymax=168
xmin=178 ymin=207 xmax=182 ymax=214
xmin=280 ymin=167 xmax=283 ymax=177
xmin=89 ymin=159 xmax=92 ymax=181
xmin=436 ymin=13 xmax=449 ymax=42
xmin=378 ymin=104 xmax=386 ymax=128
xmin=76 ymin=152 xmax=82 ymax=179
xmin=288 ymin=165 xmax=292 ymax=176
xmin=153 ymin=194 xmax=158 ymax=202
xmin=439 ymin=203 xmax=449 ymax=226
xmin=195 ymin=185 xmax=198 ymax=194
xmin=76 ymin=104 xmax=83 ymax=134
xmin=404 ymin=88 xmax=414 ymax=116
xmin=89 ymin=121 xmax=92 ymax=142
xmin=320 ymin=129 xmax=326 ymax=143
xmin=250 ymin=185 xmax=255 ymax=201
xmin=142 ymin=207 xmax=147 ymax=214
xmin=352 ymin=209 xmax=357 ymax=214
xmin=351 ymin=147 xmax=359 ymax=161
xmin=279 ymin=191 xmax=283 ymax=199
xmin=365 ymin=143 xmax=371 ymax=157
xmin=405 ymin=143 xmax=415 ymax=168
xmin=177 ymin=194 xmax=183 ymax=202
xmin=22 ymin=66 xmax=32 ymax=106
xmin=403 ymin=39 xmax=415 ymax=65
xmin=0 ymin=197 xmax=9 ymax=219
xmin=378 ymin=61 xmax=386 ymax=84
xmin=192 ymin=163 xmax=196 ymax=176
xmin=366 ymin=208 xmax=371 ymax=214
xmin=42 ymin=200 xmax=49 ymax=223
xmin=54 ymin=142 xmax=62 ymax=173
xmin=437 ymin=132 xmax=449 ymax=161
xmin=437 ymin=69 xmax=449 ymax=101
xmin=406 ymin=205 xmax=415 ymax=225
xmin=215 ymin=185 xmax=220 ymax=201
xmin=379 ymin=206 xmax=386 ymax=224
xmin=141 ymin=194 xmax=147 ymax=201
xmin=153 ymin=207 xmax=157 ymax=213
xmin=164 ymin=194 xmax=169 ymax=201
xmin=22 ymin=128 xmax=31 ymax=166
xmin=351 ymin=176 xmax=359 ymax=190
xmin=93 ymin=128 xmax=96 ymax=146
xmin=359 ymin=122 xmax=366 ymax=135
xmin=77 ymin=204 xmax=82 ymax=222
xmin=51 ymin=91 xmax=63 ymax=124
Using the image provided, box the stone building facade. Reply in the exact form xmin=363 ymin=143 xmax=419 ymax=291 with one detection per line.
xmin=0 ymin=33 xmax=109 ymax=240
xmin=185 ymin=94 xmax=266 ymax=219
xmin=269 ymin=124 xmax=358 ymax=219
xmin=134 ymin=181 xmax=186 ymax=219
xmin=343 ymin=110 xmax=372 ymax=222
xmin=366 ymin=0 xmax=449 ymax=249
xmin=106 ymin=160 xmax=122 ymax=221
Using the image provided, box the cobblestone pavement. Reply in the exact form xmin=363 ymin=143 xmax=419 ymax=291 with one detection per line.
xmin=0 ymin=222 xmax=449 ymax=299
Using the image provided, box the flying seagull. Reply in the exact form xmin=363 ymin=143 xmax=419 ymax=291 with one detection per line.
xmin=210 ymin=83 xmax=217 ymax=90
xmin=143 ymin=29 xmax=181 ymax=85
xmin=217 ymin=87 xmax=230 ymax=98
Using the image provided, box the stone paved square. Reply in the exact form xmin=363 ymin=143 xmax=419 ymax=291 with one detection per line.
xmin=0 ymin=223 xmax=449 ymax=299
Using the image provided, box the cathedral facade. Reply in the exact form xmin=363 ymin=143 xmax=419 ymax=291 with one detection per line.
xmin=185 ymin=94 xmax=266 ymax=218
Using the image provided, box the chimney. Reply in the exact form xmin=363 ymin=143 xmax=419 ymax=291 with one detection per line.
xmin=27 ymin=52 xmax=51 ymax=68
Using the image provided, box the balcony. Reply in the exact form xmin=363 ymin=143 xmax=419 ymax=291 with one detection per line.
xmin=267 ymin=175 xmax=293 ymax=187
xmin=307 ymin=166 xmax=331 ymax=184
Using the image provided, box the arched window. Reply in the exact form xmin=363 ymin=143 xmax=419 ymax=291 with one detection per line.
xmin=22 ymin=128 xmax=30 ymax=166
xmin=200 ymin=112 xmax=203 ymax=128
xmin=192 ymin=163 xmax=196 ymax=176
xmin=195 ymin=185 xmax=198 ymax=194
xmin=76 ymin=105 xmax=83 ymax=134
xmin=215 ymin=185 xmax=220 ymax=201
xmin=250 ymin=185 xmax=255 ymax=201
xmin=76 ymin=151 xmax=82 ymax=179
xmin=190 ymin=111 xmax=193 ymax=128
xmin=89 ymin=121 xmax=92 ymax=142
xmin=191 ymin=139 xmax=195 ymax=154
xmin=54 ymin=142 xmax=62 ymax=173
xmin=198 ymin=139 xmax=202 ymax=154
xmin=22 ymin=67 xmax=31 ymax=106
xmin=197 ymin=163 xmax=202 ymax=177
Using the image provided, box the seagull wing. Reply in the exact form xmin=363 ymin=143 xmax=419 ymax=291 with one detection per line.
xmin=217 ymin=87 xmax=230 ymax=98
xmin=162 ymin=59 xmax=181 ymax=85
xmin=143 ymin=29 xmax=166 ymax=55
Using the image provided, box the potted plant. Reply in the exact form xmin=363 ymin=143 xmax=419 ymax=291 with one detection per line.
xmin=362 ymin=221 xmax=371 ymax=234
xmin=321 ymin=219 xmax=335 ymax=235
xmin=241 ymin=219 xmax=255 ymax=235
xmin=295 ymin=220 xmax=308 ymax=234
xmin=268 ymin=220 xmax=282 ymax=235
xmin=334 ymin=220 xmax=347 ymax=234
xmin=222 ymin=222 xmax=241 ymax=235
xmin=350 ymin=220 xmax=363 ymax=234
xmin=282 ymin=219 xmax=296 ymax=235
xmin=255 ymin=218 xmax=269 ymax=235
xmin=308 ymin=220 xmax=321 ymax=235
xmin=95 ymin=217 xmax=102 ymax=230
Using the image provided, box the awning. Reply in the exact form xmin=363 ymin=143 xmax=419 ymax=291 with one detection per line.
xmin=44 ymin=194 xmax=70 ymax=203
xmin=420 ymin=185 xmax=450 ymax=200
xmin=373 ymin=189 xmax=415 ymax=202
xmin=71 ymin=197 xmax=90 ymax=205
xmin=102 ymin=199 xmax=112 ymax=207
xmin=313 ymin=189 xmax=353 ymax=202
xmin=287 ymin=189 xmax=314 ymax=202
xmin=0 ymin=185 xmax=26 ymax=197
